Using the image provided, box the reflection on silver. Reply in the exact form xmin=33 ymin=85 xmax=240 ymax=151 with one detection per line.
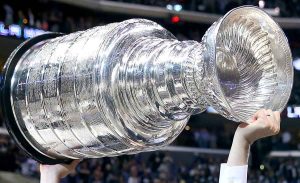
xmin=9 ymin=7 xmax=293 ymax=160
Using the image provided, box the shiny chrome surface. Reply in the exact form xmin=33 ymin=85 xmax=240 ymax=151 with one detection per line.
xmin=201 ymin=6 xmax=293 ymax=122
xmin=9 ymin=6 xmax=292 ymax=160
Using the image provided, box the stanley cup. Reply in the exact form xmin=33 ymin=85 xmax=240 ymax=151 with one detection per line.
xmin=0 ymin=6 xmax=293 ymax=164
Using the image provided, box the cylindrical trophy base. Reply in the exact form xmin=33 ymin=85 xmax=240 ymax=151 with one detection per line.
xmin=0 ymin=32 xmax=72 ymax=164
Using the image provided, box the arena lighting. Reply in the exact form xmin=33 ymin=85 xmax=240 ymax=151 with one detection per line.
xmin=0 ymin=22 xmax=45 ymax=39
xmin=0 ymin=23 xmax=21 ymax=38
xmin=166 ymin=4 xmax=173 ymax=10
xmin=23 ymin=19 xmax=29 ymax=25
xmin=259 ymin=0 xmax=265 ymax=9
xmin=0 ymin=23 xmax=9 ymax=35
xmin=174 ymin=4 xmax=183 ymax=12
xmin=171 ymin=15 xmax=181 ymax=23
xmin=293 ymin=58 xmax=300 ymax=71
xmin=262 ymin=7 xmax=280 ymax=16
xmin=275 ymin=7 xmax=280 ymax=15
xmin=258 ymin=0 xmax=280 ymax=17
xmin=287 ymin=106 xmax=300 ymax=118
xmin=9 ymin=25 xmax=22 ymax=38
xmin=166 ymin=4 xmax=182 ymax=11
xmin=185 ymin=126 xmax=191 ymax=131
xmin=23 ymin=28 xmax=45 ymax=39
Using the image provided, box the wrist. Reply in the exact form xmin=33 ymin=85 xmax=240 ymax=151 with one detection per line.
xmin=227 ymin=132 xmax=251 ymax=166
xmin=40 ymin=169 xmax=61 ymax=183
xmin=233 ymin=132 xmax=252 ymax=149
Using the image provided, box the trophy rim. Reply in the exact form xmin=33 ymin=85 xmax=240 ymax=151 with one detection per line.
xmin=0 ymin=32 xmax=72 ymax=164
xmin=205 ymin=5 xmax=293 ymax=122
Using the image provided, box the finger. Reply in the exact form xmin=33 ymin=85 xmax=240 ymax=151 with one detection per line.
xmin=273 ymin=111 xmax=281 ymax=124
xmin=239 ymin=122 xmax=249 ymax=128
xmin=273 ymin=111 xmax=281 ymax=134
xmin=265 ymin=109 xmax=275 ymax=127
xmin=253 ymin=109 xmax=262 ymax=120
xmin=266 ymin=109 xmax=276 ymax=123
xmin=72 ymin=159 xmax=81 ymax=165
xmin=254 ymin=109 xmax=268 ymax=121
xmin=267 ymin=110 xmax=281 ymax=134
xmin=266 ymin=110 xmax=280 ymax=128
xmin=69 ymin=159 xmax=81 ymax=169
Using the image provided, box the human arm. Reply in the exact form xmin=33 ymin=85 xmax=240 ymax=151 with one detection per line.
xmin=40 ymin=160 xmax=80 ymax=183
xmin=219 ymin=109 xmax=281 ymax=183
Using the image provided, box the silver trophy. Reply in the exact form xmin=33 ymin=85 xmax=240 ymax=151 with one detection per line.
xmin=0 ymin=6 xmax=293 ymax=164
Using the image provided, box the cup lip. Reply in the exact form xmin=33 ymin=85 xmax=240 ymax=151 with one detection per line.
xmin=0 ymin=32 xmax=71 ymax=164
xmin=207 ymin=5 xmax=293 ymax=122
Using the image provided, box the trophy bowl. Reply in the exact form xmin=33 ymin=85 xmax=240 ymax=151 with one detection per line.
xmin=201 ymin=6 xmax=293 ymax=122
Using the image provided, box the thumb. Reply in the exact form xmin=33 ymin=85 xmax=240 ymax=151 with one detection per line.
xmin=239 ymin=122 xmax=249 ymax=128
xmin=68 ymin=159 xmax=81 ymax=170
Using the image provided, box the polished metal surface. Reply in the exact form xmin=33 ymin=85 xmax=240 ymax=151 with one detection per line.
xmin=201 ymin=6 xmax=293 ymax=122
xmin=8 ymin=6 xmax=293 ymax=160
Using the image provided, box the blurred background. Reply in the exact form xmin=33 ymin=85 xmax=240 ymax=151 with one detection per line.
xmin=0 ymin=0 xmax=300 ymax=182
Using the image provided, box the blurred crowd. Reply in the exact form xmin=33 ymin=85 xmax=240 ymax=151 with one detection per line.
xmin=65 ymin=152 xmax=227 ymax=183
xmin=177 ymin=127 xmax=300 ymax=152
xmin=0 ymin=0 xmax=106 ymax=33
xmin=2 ymin=127 xmax=300 ymax=183
xmin=64 ymin=157 xmax=300 ymax=183
xmin=0 ymin=132 xmax=223 ymax=182
xmin=60 ymin=153 xmax=223 ymax=183
xmin=248 ymin=158 xmax=300 ymax=183
xmin=0 ymin=0 xmax=206 ymax=38
xmin=1 ymin=0 xmax=300 ymax=37
xmin=111 ymin=0 xmax=300 ymax=17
